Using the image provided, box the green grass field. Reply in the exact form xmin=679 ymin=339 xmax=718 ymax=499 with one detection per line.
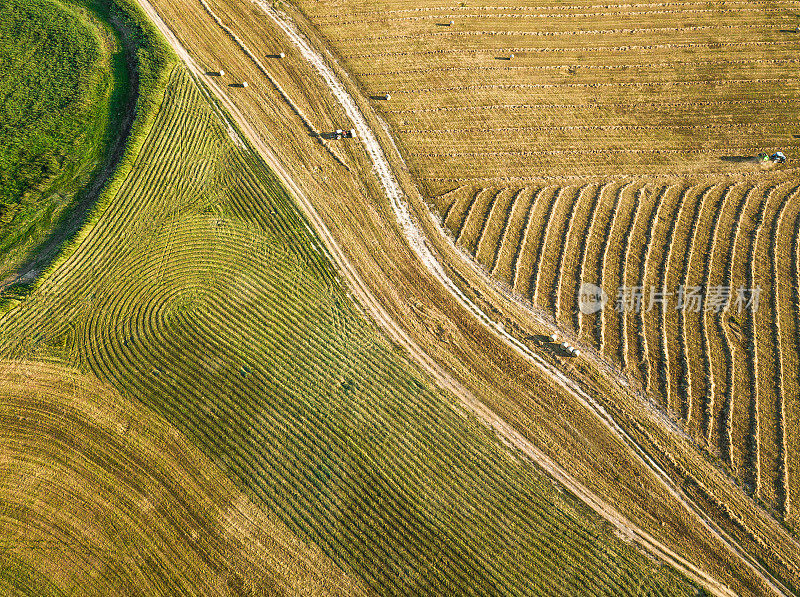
xmin=0 ymin=0 xmax=114 ymax=269
xmin=0 ymin=67 xmax=699 ymax=595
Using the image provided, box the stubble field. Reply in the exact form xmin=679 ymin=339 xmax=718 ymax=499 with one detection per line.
xmin=293 ymin=0 xmax=800 ymax=528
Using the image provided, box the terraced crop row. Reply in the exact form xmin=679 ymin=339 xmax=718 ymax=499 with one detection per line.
xmin=431 ymin=172 xmax=800 ymax=522
xmin=0 ymin=68 xmax=697 ymax=595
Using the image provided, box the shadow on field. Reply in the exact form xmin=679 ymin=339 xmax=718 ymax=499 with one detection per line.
xmin=779 ymin=29 xmax=800 ymax=33
xmin=495 ymin=56 xmax=513 ymax=60
xmin=525 ymin=334 xmax=577 ymax=357
xmin=370 ymin=94 xmax=389 ymax=100
xmin=312 ymin=131 xmax=344 ymax=140
xmin=721 ymin=155 xmax=756 ymax=163
xmin=793 ymin=134 xmax=800 ymax=139
xmin=526 ymin=334 xmax=552 ymax=345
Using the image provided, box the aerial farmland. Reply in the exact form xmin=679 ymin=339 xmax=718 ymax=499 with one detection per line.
xmin=0 ymin=0 xmax=799 ymax=595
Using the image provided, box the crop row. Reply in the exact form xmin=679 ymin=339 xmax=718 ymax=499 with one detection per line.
xmin=432 ymin=176 xmax=800 ymax=518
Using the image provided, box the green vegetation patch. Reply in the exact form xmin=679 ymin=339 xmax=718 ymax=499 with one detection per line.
xmin=0 ymin=0 xmax=109 ymax=242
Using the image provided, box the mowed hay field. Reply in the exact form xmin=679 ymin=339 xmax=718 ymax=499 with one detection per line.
xmin=293 ymin=0 xmax=800 ymax=525
xmin=0 ymin=68 xmax=698 ymax=594
xmin=296 ymin=0 xmax=800 ymax=186
xmin=0 ymin=360 xmax=368 ymax=596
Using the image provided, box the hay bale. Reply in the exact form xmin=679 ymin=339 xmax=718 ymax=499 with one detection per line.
xmin=219 ymin=69 xmax=225 ymax=76
xmin=241 ymin=81 xmax=248 ymax=88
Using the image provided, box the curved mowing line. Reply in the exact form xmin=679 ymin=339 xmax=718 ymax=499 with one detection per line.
xmin=535 ymin=185 xmax=579 ymax=313
xmin=462 ymin=188 xmax=503 ymax=256
xmin=658 ymin=183 xmax=691 ymax=418
xmin=556 ymin=183 xmax=595 ymax=327
xmin=528 ymin=187 xmax=562 ymax=305
xmin=431 ymin=185 xmax=468 ymax=221
xmin=623 ymin=184 xmax=660 ymax=390
xmin=510 ymin=187 xmax=549 ymax=298
xmin=704 ymin=183 xmax=746 ymax=461
xmin=788 ymin=210 xmax=800 ymax=523
xmin=445 ymin=187 xmax=483 ymax=239
xmin=746 ymin=185 xmax=776 ymax=500
xmin=752 ymin=182 xmax=797 ymax=510
xmin=637 ymin=184 xmax=671 ymax=400
xmin=487 ymin=187 xmax=525 ymax=277
xmin=475 ymin=187 xmax=515 ymax=272
xmin=579 ymin=181 xmax=621 ymax=348
xmin=719 ymin=184 xmax=757 ymax=476
xmin=616 ymin=183 xmax=647 ymax=376
xmin=769 ymin=184 xmax=800 ymax=516
xmin=696 ymin=184 xmax=735 ymax=443
xmin=728 ymin=183 xmax=767 ymax=491
xmin=441 ymin=186 xmax=474 ymax=229
xmin=679 ymin=184 xmax=719 ymax=438
xmin=492 ymin=187 xmax=534 ymax=285
xmin=598 ymin=180 xmax=636 ymax=362
xmin=571 ymin=183 xmax=604 ymax=335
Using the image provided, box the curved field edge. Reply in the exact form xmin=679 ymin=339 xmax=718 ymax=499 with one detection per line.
xmin=0 ymin=0 xmax=177 ymax=310
xmin=0 ymin=359 xmax=369 ymax=596
xmin=0 ymin=0 xmax=110 ymax=274
xmin=0 ymin=67 xmax=698 ymax=595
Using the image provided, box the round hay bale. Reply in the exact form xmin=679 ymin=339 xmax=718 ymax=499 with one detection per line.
xmin=279 ymin=52 xmax=286 ymax=58
xmin=242 ymin=81 xmax=248 ymax=88
xmin=385 ymin=93 xmax=391 ymax=100
xmin=219 ymin=69 xmax=225 ymax=76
